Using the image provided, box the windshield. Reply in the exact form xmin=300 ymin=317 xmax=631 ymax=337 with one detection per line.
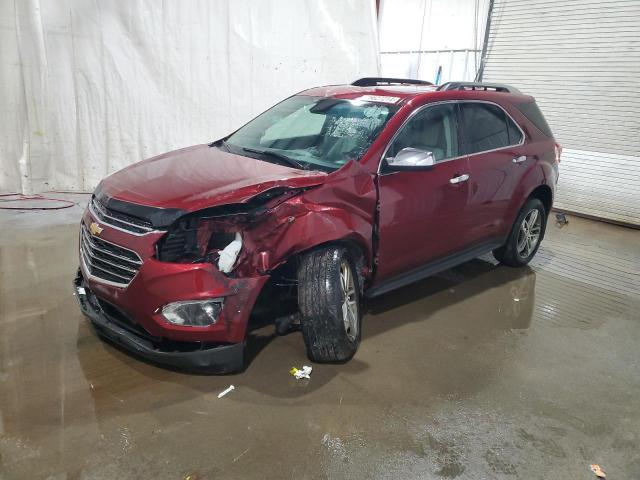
xmin=224 ymin=95 xmax=398 ymax=171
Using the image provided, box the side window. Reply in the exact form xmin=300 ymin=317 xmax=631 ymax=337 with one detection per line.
xmin=461 ymin=103 xmax=515 ymax=154
xmin=507 ymin=116 xmax=524 ymax=145
xmin=387 ymin=104 xmax=459 ymax=162
xmin=515 ymin=101 xmax=552 ymax=137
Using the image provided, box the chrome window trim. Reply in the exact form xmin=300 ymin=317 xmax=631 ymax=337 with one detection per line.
xmin=89 ymin=199 xmax=164 ymax=237
xmin=378 ymin=99 xmax=526 ymax=175
xmin=462 ymin=100 xmax=526 ymax=152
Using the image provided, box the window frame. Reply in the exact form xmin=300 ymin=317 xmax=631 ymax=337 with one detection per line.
xmin=384 ymin=102 xmax=461 ymax=164
xmin=458 ymin=101 xmax=526 ymax=156
xmin=380 ymin=101 xmax=463 ymax=174
xmin=379 ymin=100 xmax=526 ymax=175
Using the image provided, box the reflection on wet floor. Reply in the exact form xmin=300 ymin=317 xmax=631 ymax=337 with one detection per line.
xmin=1 ymin=198 xmax=639 ymax=479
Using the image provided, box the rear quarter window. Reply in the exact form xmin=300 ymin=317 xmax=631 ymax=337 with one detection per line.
xmin=507 ymin=116 xmax=524 ymax=145
xmin=515 ymin=101 xmax=553 ymax=138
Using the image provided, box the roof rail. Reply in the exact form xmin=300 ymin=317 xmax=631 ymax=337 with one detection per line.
xmin=352 ymin=77 xmax=434 ymax=87
xmin=437 ymin=82 xmax=521 ymax=94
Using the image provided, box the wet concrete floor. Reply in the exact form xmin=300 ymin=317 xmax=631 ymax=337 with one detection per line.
xmin=1 ymin=195 xmax=639 ymax=479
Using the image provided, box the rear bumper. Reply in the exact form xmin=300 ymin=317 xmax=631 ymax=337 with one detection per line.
xmin=74 ymin=269 xmax=245 ymax=373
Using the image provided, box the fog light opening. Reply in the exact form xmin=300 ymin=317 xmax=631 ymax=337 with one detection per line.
xmin=161 ymin=299 xmax=224 ymax=327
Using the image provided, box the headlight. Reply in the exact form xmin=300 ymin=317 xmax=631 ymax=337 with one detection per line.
xmin=161 ymin=299 xmax=223 ymax=326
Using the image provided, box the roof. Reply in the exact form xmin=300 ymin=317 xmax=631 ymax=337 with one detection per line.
xmin=300 ymin=78 xmax=532 ymax=105
xmin=301 ymin=84 xmax=437 ymax=103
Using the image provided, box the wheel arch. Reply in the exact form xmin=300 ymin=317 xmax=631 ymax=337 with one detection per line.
xmin=528 ymin=184 xmax=553 ymax=215
xmin=505 ymin=163 xmax=553 ymax=235
xmin=277 ymin=236 xmax=371 ymax=293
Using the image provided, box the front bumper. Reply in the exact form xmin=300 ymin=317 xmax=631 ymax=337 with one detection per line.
xmin=76 ymin=205 xmax=270 ymax=373
xmin=74 ymin=270 xmax=245 ymax=373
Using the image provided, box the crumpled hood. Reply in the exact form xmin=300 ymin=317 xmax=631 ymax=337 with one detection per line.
xmin=98 ymin=144 xmax=328 ymax=212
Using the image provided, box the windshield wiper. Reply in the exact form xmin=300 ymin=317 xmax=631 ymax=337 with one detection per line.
xmin=241 ymin=147 xmax=306 ymax=170
xmin=209 ymin=139 xmax=232 ymax=152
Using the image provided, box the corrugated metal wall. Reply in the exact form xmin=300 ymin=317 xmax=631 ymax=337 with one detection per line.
xmin=482 ymin=0 xmax=640 ymax=226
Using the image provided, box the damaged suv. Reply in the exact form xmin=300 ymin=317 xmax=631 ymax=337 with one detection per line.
xmin=74 ymin=78 xmax=560 ymax=373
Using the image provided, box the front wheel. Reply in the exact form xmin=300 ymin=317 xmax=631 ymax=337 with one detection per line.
xmin=493 ymin=198 xmax=547 ymax=267
xmin=297 ymin=246 xmax=361 ymax=363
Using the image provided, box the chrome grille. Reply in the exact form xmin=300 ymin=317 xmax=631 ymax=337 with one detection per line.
xmin=89 ymin=196 xmax=155 ymax=235
xmin=80 ymin=223 xmax=142 ymax=287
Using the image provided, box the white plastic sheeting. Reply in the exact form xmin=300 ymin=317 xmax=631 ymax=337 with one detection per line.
xmin=378 ymin=0 xmax=489 ymax=83
xmin=0 ymin=0 xmax=380 ymax=193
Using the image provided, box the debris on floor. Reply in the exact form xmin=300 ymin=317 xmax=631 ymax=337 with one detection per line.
xmin=233 ymin=447 xmax=250 ymax=463
xmin=290 ymin=365 xmax=312 ymax=379
xmin=590 ymin=464 xmax=606 ymax=478
xmin=217 ymin=385 xmax=235 ymax=398
xmin=555 ymin=212 xmax=569 ymax=226
xmin=275 ymin=312 xmax=302 ymax=335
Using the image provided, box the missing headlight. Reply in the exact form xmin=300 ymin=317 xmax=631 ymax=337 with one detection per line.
xmin=156 ymin=188 xmax=305 ymax=265
xmin=156 ymin=217 xmax=238 ymax=264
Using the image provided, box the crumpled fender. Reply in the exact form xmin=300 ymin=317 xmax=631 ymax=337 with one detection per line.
xmin=236 ymin=160 xmax=377 ymax=278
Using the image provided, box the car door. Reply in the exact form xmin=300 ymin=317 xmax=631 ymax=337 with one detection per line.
xmin=375 ymin=102 xmax=473 ymax=282
xmin=459 ymin=102 xmax=528 ymax=244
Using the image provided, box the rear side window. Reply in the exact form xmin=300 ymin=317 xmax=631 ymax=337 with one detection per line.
xmin=515 ymin=101 xmax=553 ymax=137
xmin=460 ymin=103 xmax=517 ymax=154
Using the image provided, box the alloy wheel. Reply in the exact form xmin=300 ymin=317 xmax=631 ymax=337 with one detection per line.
xmin=339 ymin=260 xmax=359 ymax=342
xmin=517 ymin=209 xmax=542 ymax=259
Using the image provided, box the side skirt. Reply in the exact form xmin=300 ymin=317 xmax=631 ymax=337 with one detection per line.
xmin=365 ymin=240 xmax=503 ymax=298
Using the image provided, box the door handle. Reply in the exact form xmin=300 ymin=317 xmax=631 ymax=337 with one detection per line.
xmin=512 ymin=155 xmax=527 ymax=164
xmin=449 ymin=173 xmax=470 ymax=184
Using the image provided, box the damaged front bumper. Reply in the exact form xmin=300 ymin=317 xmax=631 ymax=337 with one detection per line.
xmin=74 ymin=269 xmax=248 ymax=373
xmin=73 ymin=270 xmax=244 ymax=373
xmin=74 ymin=202 xmax=272 ymax=373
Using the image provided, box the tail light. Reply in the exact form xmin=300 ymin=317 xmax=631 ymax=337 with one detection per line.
xmin=554 ymin=143 xmax=562 ymax=164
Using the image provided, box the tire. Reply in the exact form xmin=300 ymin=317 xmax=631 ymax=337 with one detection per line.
xmin=297 ymin=246 xmax=361 ymax=363
xmin=493 ymin=198 xmax=547 ymax=267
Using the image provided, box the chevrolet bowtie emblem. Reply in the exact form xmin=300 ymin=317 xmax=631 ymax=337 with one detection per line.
xmin=89 ymin=222 xmax=103 ymax=236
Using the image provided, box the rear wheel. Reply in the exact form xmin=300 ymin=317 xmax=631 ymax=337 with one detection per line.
xmin=493 ymin=198 xmax=546 ymax=267
xmin=297 ymin=246 xmax=361 ymax=363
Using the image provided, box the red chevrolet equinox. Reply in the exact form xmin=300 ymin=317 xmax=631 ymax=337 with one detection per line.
xmin=74 ymin=78 xmax=560 ymax=373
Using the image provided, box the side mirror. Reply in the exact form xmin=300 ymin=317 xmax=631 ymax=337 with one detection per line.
xmin=385 ymin=147 xmax=436 ymax=170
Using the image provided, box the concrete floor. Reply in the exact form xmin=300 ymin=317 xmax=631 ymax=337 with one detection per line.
xmin=1 ymin=195 xmax=639 ymax=479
